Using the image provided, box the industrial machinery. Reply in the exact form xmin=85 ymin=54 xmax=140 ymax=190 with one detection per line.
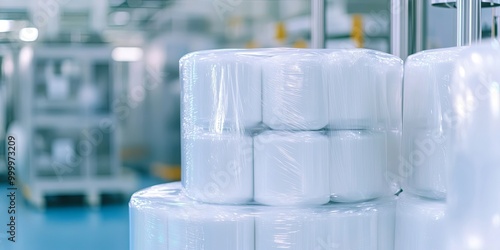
xmin=15 ymin=45 xmax=136 ymax=207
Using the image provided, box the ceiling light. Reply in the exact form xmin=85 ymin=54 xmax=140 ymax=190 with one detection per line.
xmin=112 ymin=47 xmax=143 ymax=62
xmin=19 ymin=27 xmax=38 ymax=42
xmin=0 ymin=20 xmax=12 ymax=33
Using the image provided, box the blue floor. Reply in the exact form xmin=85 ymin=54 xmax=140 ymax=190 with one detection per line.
xmin=0 ymin=174 xmax=166 ymax=250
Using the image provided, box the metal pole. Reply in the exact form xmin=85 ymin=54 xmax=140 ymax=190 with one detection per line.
xmin=457 ymin=0 xmax=482 ymax=46
xmin=311 ymin=0 xmax=326 ymax=48
xmin=415 ymin=0 xmax=427 ymax=52
xmin=391 ymin=0 xmax=409 ymax=58
xmin=391 ymin=0 xmax=426 ymax=59
xmin=493 ymin=7 xmax=500 ymax=38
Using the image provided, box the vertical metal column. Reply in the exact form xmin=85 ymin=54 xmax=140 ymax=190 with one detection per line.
xmin=456 ymin=0 xmax=482 ymax=46
xmin=391 ymin=0 xmax=408 ymax=58
xmin=494 ymin=7 xmax=500 ymax=37
xmin=415 ymin=0 xmax=428 ymax=52
xmin=391 ymin=0 xmax=427 ymax=59
xmin=311 ymin=0 xmax=326 ymax=48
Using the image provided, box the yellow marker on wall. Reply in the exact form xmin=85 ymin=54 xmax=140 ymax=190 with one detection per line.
xmin=351 ymin=14 xmax=364 ymax=48
xmin=293 ymin=38 xmax=308 ymax=48
xmin=275 ymin=21 xmax=287 ymax=44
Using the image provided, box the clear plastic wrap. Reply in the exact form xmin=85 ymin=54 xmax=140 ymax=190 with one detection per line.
xmin=180 ymin=49 xmax=263 ymax=131
xmin=262 ymin=52 xmax=328 ymax=130
xmin=180 ymin=48 xmax=403 ymax=204
xmin=395 ymin=194 xmax=446 ymax=250
xmin=402 ymin=47 xmax=465 ymax=199
xmin=129 ymin=182 xmax=396 ymax=250
xmin=253 ymin=131 xmax=329 ymax=206
xmin=446 ymin=40 xmax=500 ymax=250
xmin=325 ymin=49 xmax=403 ymax=130
xmin=329 ymin=130 xmax=393 ymax=202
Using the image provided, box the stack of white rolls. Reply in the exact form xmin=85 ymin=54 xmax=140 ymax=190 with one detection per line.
xmin=395 ymin=47 xmax=465 ymax=250
xmin=180 ymin=48 xmax=403 ymax=206
xmin=130 ymin=48 xmax=404 ymax=249
xmin=402 ymin=47 xmax=465 ymax=199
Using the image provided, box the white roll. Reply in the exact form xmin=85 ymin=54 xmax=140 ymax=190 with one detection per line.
xmin=130 ymin=182 xmax=396 ymax=250
xmin=254 ymin=131 xmax=330 ymax=206
xmin=168 ymin=207 xmax=254 ymax=250
xmin=401 ymin=47 xmax=464 ymax=200
xmin=386 ymin=130 xmax=402 ymax=187
xmin=130 ymin=203 xmax=169 ymax=249
xmin=402 ymin=129 xmax=449 ymax=199
xmin=403 ymin=47 xmax=463 ymax=130
xmin=182 ymin=132 xmax=253 ymax=204
xmin=446 ymin=40 xmax=500 ymax=250
xmin=130 ymin=182 xmax=254 ymax=250
xmin=329 ymin=130 xmax=393 ymax=202
xmin=326 ymin=49 xmax=403 ymax=130
xmin=255 ymin=197 xmax=396 ymax=250
xmin=180 ymin=49 xmax=262 ymax=131
xmin=395 ymin=194 xmax=446 ymax=250
xmin=262 ymin=52 xmax=328 ymax=130
xmin=255 ymin=208 xmax=328 ymax=250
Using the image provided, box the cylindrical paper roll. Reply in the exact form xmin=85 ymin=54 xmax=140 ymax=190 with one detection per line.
xmin=255 ymin=208 xmax=328 ymax=250
xmin=403 ymin=47 xmax=464 ymax=130
xmin=180 ymin=49 xmax=262 ymax=131
xmin=182 ymin=132 xmax=253 ymax=204
xmin=254 ymin=131 xmax=330 ymax=206
xmin=168 ymin=206 xmax=254 ymax=250
xmin=262 ymin=52 xmax=328 ymax=130
xmin=130 ymin=182 xmax=254 ymax=250
xmin=330 ymin=130 xmax=394 ymax=202
xmin=255 ymin=197 xmax=396 ymax=250
xmin=130 ymin=182 xmax=396 ymax=250
xmin=402 ymin=129 xmax=449 ymax=199
xmin=395 ymin=194 xmax=446 ymax=250
xmin=326 ymin=49 xmax=403 ymax=130
xmin=402 ymin=47 xmax=464 ymax=199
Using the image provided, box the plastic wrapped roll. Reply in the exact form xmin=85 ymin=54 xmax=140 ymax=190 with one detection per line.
xmin=403 ymin=47 xmax=464 ymax=130
xmin=395 ymin=194 xmax=446 ymax=250
xmin=402 ymin=130 xmax=448 ymax=199
xmin=182 ymin=132 xmax=253 ymax=204
xmin=255 ymin=208 xmax=328 ymax=249
xmin=262 ymin=51 xmax=328 ymax=130
xmin=401 ymin=47 xmax=463 ymax=199
xmin=130 ymin=182 xmax=254 ymax=250
xmin=326 ymin=49 xmax=403 ymax=130
xmin=386 ymin=130 xmax=402 ymax=187
xmin=168 ymin=206 xmax=254 ymax=249
xmin=256 ymin=199 xmax=396 ymax=250
xmin=329 ymin=130 xmax=394 ymax=202
xmin=130 ymin=182 xmax=396 ymax=250
xmin=254 ymin=131 xmax=330 ymax=206
xmin=180 ymin=49 xmax=262 ymax=131
xmin=447 ymin=40 xmax=500 ymax=250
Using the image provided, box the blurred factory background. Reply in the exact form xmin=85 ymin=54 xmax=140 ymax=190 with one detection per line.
xmin=0 ymin=0 xmax=497 ymax=249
